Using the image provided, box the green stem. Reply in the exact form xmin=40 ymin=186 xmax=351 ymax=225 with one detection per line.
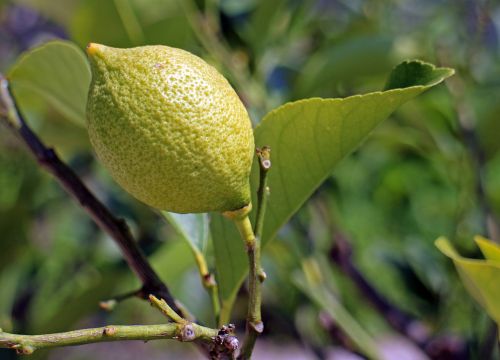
xmin=238 ymin=147 xmax=271 ymax=359
xmin=218 ymin=299 xmax=234 ymax=328
xmin=192 ymin=249 xmax=221 ymax=325
xmin=253 ymin=147 xmax=271 ymax=240
xmin=233 ymin=215 xmax=263 ymax=341
xmin=0 ymin=296 xmax=223 ymax=356
xmin=0 ymin=323 xmax=218 ymax=355
xmin=99 ymin=288 xmax=142 ymax=311
xmin=149 ymin=295 xmax=185 ymax=324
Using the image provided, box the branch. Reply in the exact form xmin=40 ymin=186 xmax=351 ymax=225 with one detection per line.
xmin=149 ymin=295 xmax=239 ymax=359
xmin=0 ymin=74 xmax=179 ymax=314
xmin=0 ymin=323 xmax=217 ymax=355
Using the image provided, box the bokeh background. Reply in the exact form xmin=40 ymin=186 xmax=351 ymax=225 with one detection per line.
xmin=1 ymin=0 xmax=500 ymax=359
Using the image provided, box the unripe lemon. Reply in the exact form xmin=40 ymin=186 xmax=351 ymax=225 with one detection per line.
xmin=86 ymin=43 xmax=254 ymax=213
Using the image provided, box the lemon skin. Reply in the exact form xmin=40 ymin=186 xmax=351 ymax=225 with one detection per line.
xmin=86 ymin=43 xmax=254 ymax=213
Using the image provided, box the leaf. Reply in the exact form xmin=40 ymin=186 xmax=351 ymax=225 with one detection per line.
xmin=292 ymin=259 xmax=381 ymax=359
xmin=8 ymin=40 xmax=91 ymax=127
xmin=161 ymin=212 xmax=209 ymax=254
xmin=435 ymin=237 xmax=500 ymax=331
xmin=211 ymin=60 xmax=454 ymax=317
xmin=475 ymin=235 xmax=500 ymax=263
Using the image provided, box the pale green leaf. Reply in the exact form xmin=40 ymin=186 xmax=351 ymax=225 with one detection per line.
xmin=475 ymin=235 xmax=500 ymax=263
xmin=435 ymin=237 xmax=500 ymax=328
xmin=161 ymin=212 xmax=209 ymax=254
xmin=8 ymin=40 xmax=90 ymax=127
xmin=293 ymin=261 xmax=380 ymax=360
xmin=212 ymin=60 xmax=454 ymax=317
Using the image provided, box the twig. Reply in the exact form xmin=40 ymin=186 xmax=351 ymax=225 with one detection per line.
xmin=236 ymin=147 xmax=271 ymax=359
xmin=149 ymin=295 xmax=239 ymax=359
xmin=99 ymin=288 xmax=142 ymax=311
xmin=253 ymin=147 xmax=271 ymax=244
xmin=0 ymin=323 xmax=217 ymax=355
xmin=149 ymin=295 xmax=185 ymax=324
xmin=193 ymin=249 xmax=221 ymax=325
xmin=161 ymin=212 xmax=220 ymax=323
xmin=0 ymin=74 xmax=180 ymax=314
xmin=228 ymin=210 xmax=262 ymax=360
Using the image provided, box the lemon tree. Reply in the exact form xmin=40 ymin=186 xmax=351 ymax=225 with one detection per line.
xmin=6 ymin=40 xmax=455 ymax=359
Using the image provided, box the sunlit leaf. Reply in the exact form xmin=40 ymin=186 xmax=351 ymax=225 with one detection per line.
xmin=211 ymin=60 xmax=454 ymax=317
xmin=436 ymin=237 xmax=500 ymax=334
xmin=475 ymin=235 xmax=500 ymax=263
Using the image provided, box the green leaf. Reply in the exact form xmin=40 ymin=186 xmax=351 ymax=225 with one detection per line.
xmin=293 ymin=258 xmax=381 ymax=360
xmin=161 ymin=212 xmax=209 ymax=254
xmin=8 ymin=40 xmax=91 ymax=127
xmin=211 ymin=60 xmax=454 ymax=318
xmin=436 ymin=237 xmax=500 ymax=331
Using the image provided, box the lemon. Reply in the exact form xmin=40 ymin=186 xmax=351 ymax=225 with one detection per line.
xmin=86 ymin=43 xmax=254 ymax=213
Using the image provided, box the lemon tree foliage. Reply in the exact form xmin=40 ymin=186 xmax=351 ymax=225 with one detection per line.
xmin=436 ymin=236 xmax=500 ymax=333
xmin=212 ymin=61 xmax=454 ymax=314
xmin=6 ymin=40 xmax=455 ymax=322
xmin=8 ymin=41 xmax=90 ymax=127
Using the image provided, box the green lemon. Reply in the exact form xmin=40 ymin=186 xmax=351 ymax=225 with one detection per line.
xmin=86 ymin=43 xmax=254 ymax=213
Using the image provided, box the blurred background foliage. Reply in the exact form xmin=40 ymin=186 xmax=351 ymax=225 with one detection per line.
xmin=0 ymin=0 xmax=500 ymax=359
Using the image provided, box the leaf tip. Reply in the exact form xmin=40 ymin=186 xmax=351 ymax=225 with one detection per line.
xmin=384 ymin=59 xmax=454 ymax=90
xmin=435 ymin=236 xmax=459 ymax=259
